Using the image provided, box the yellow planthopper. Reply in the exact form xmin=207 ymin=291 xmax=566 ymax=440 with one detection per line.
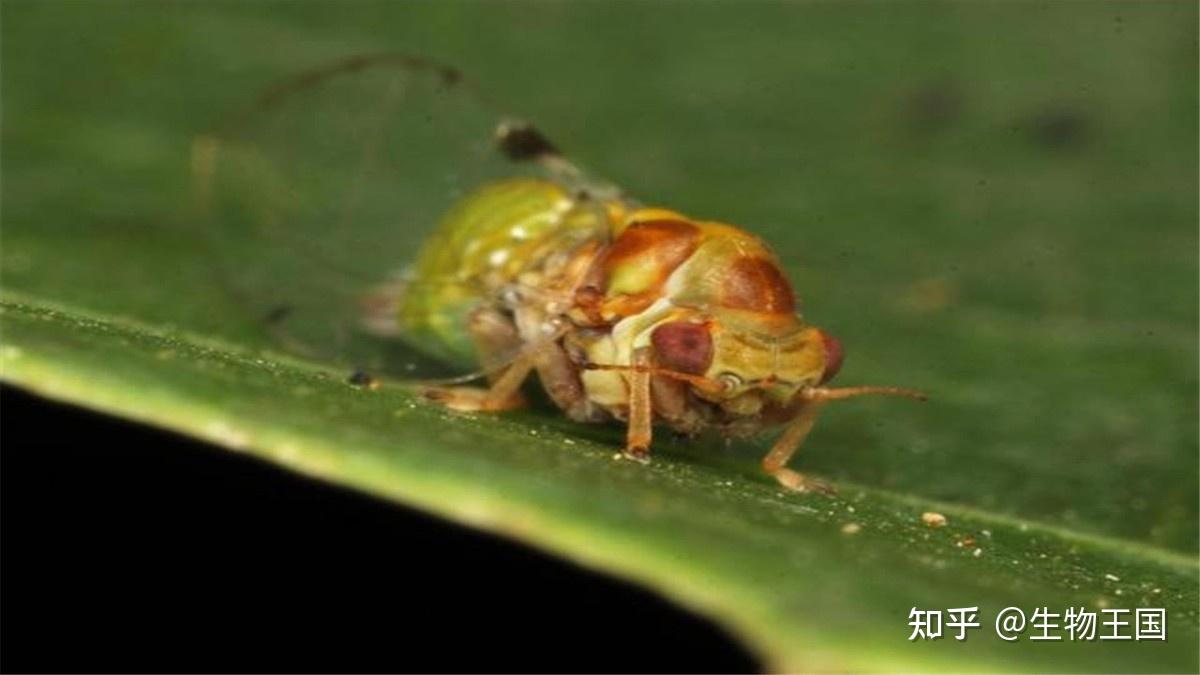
xmin=193 ymin=54 xmax=924 ymax=494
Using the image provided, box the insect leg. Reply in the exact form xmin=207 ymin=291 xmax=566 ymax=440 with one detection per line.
xmin=468 ymin=306 xmax=525 ymax=384
xmin=761 ymin=401 xmax=836 ymax=495
xmin=423 ymin=355 xmax=533 ymax=412
xmin=649 ymin=376 xmax=703 ymax=435
xmin=422 ymin=306 xmax=530 ymax=412
xmin=532 ymin=340 xmax=600 ymax=423
xmin=624 ymin=347 xmax=654 ymax=462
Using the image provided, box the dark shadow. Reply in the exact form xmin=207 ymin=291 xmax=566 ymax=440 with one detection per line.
xmin=0 ymin=386 xmax=761 ymax=674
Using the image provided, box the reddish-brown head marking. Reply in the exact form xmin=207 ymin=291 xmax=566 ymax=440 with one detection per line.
xmin=651 ymin=321 xmax=714 ymax=375
xmin=818 ymin=330 xmax=844 ymax=384
xmin=718 ymin=256 xmax=796 ymax=314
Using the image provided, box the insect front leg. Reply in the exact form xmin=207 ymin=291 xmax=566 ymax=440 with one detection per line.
xmin=761 ymin=401 xmax=835 ymax=495
xmin=423 ymin=306 xmax=530 ymax=412
xmin=623 ymin=347 xmax=654 ymax=463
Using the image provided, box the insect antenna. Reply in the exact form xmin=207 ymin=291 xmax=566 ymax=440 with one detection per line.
xmin=199 ymin=51 xmax=621 ymax=199
xmin=801 ymin=386 xmax=927 ymax=402
xmin=409 ymin=369 xmax=492 ymax=387
xmin=202 ymin=53 xmax=469 ymax=140
xmin=583 ymin=362 xmax=725 ymax=395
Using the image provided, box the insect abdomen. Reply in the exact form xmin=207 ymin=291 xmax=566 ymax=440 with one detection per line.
xmin=396 ymin=178 xmax=598 ymax=365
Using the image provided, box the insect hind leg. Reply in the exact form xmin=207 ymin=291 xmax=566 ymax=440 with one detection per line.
xmin=423 ymin=305 xmax=529 ymax=412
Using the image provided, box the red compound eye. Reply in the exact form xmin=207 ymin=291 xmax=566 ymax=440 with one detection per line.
xmin=651 ymin=321 xmax=713 ymax=375
xmin=818 ymin=331 xmax=844 ymax=384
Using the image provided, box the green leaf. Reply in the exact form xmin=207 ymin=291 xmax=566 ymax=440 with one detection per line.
xmin=3 ymin=2 xmax=1196 ymax=671
xmin=4 ymin=295 xmax=1197 ymax=672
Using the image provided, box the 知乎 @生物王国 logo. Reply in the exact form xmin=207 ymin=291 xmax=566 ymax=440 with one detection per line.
xmin=907 ymin=606 xmax=1167 ymax=642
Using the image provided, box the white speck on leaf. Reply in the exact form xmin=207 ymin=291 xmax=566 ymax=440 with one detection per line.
xmin=921 ymin=511 xmax=948 ymax=528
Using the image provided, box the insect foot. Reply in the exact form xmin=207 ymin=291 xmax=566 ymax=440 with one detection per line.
xmin=421 ymin=385 xmax=525 ymax=413
xmin=622 ymin=446 xmax=651 ymax=464
xmin=771 ymin=468 xmax=838 ymax=496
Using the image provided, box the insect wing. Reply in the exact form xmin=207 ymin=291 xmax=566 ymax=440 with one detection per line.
xmin=191 ymin=55 xmax=618 ymax=375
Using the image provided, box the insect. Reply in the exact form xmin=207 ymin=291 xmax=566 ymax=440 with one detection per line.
xmin=193 ymin=54 xmax=925 ymax=494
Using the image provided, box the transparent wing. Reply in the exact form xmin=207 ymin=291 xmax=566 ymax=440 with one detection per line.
xmin=189 ymin=53 xmax=627 ymax=377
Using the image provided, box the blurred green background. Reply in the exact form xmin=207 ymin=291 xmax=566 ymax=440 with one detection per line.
xmin=2 ymin=1 xmax=1197 ymax=671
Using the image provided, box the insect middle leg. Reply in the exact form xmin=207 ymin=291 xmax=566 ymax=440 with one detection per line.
xmin=761 ymin=401 xmax=835 ymax=495
xmin=423 ymin=306 xmax=530 ymax=412
xmin=530 ymin=337 xmax=601 ymax=424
